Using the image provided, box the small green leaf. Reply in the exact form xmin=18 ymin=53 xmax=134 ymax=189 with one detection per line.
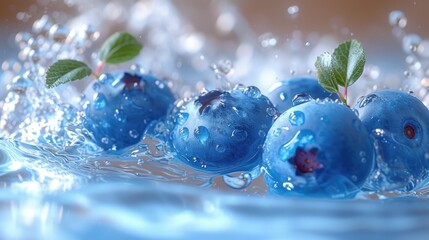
xmin=315 ymin=52 xmax=338 ymax=93
xmin=46 ymin=60 xmax=92 ymax=88
xmin=99 ymin=32 xmax=143 ymax=64
xmin=331 ymin=39 xmax=365 ymax=87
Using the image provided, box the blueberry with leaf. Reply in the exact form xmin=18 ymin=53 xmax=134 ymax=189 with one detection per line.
xmin=46 ymin=32 xmax=175 ymax=150
xmin=262 ymin=39 xmax=375 ymax=198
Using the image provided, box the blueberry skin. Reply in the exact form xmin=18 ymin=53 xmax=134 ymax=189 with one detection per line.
xmin=353 ymin=89 xmax=429 ymax=191
xmin=267 ymin=77 xmax=340 ymax=113
xmin=83 ymin=72 xmax=175 ymax=150
xmin=170 ymin=87 xmax=277 ymax=174
xmin=263 ymin=100 xmax=375 ymax=198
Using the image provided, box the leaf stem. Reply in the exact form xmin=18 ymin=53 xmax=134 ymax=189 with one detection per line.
xmin=337 ymin=90 xmax=348 ymax=106
xmin=96 ymin=61 xmax=104 ymax=76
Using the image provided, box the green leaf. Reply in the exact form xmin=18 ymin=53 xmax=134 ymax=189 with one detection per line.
xmin=99 ymin=32 xmax=143 ymax=64
xmin=46 ymin=60 xmax=92 ymax=88
xmin=331 ymin=39 xmax=365 ymax=87
xmin=315 ymin=52 xmax=338 ymax=93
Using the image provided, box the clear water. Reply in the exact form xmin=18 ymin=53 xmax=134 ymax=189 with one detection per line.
xmin=2 ymin=1 xmax=429 ymax=239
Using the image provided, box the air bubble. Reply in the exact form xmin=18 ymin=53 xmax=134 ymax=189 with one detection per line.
xmin=93 ymin=93 xmax=107 ymax=110
xmin=389 ymin=10 xmax=407 ymax=28
xmin=243 ymin=86 xmax=261 ymax=98
xmin=232 ymin=128 xmax=248 ymax=141
xmin=292 ymin=93 xmax=312 ymax=106
xmin=180 ymin=127 xmax=190 ymax=141
xmin=194 ymin=126 xmax=209 ymax=144
xmin=289 ymin=111 xmax=305 ymax=126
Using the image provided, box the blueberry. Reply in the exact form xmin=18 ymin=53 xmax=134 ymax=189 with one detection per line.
xmin=170 ymin=86 xmax=277 ymax=174
xmin=267 ymin=77 xmax=340 ymax=113
xmin=263 ymin=100 xmax=375 ymax=198
xmin=353 ymin=89 xmax=429 ymax=191
xmin=83 ymin=72 xmax=175 ymax=150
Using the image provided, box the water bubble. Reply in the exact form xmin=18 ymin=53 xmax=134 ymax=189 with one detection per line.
xmin=223 ymin=173 xmax=252 ymax=189
xmin=243 ymin=86 xmax=261 ymax=98
xmin=93 ymin=93 xmax=107 ymax=110
xmin=389 ymin=10 xmax=407 ymax=28
xmin=216 ymin=144 xmax=226 ymax=153
xmin=289 ymin=111 xmax=305 ymax=126
xmin=232 ymin=128 xmax=248 ymax=141
xmin=287 ymin=5 xmax=300 ymax=17
xmin=266 ymin=107 xmax=277 ymax=117
xmin=194 ymin=126 xmax=209 ymax=144
xmin=402 ymin=34 xmax=421 ymax=53
xmin=292 ymin=93 xmax=312 ymax=106
xmin=176 ymin=112 xmax=189 ymax=125
xmin=259 ymin=32 xmax=277 ymax=48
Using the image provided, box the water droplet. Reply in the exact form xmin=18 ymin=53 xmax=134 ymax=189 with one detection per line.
xmin=282 ymin=182 xmax=294 ymax=190
xmin=373 ymin=128 xmax=385 ymax=137
xmin=358 ymin=94 xmax=378 ymax=108
xmin=11 ymin=75 xmax=32 ymax=93
xmin=223 ymin=173 xmax=252 ymax=189
xmin=289 ymin=111 xmax=305 ymax=126
xmin=92 ymin=83 xmax=101 ymax=92
xmin=101 ymin=137 xmax=110 ymax=145
xmin=129 ymin=129 xmax=139 ymax=139
xmin=258 ymin=130 xmax=266 ymax=137
xmin=114 ymin=109 xmax=126 ymax=122
xmin=176 ymin=112 xmax=189 ymax=125
xmin=93 ymin=93 xmax=107 ymax=110
xmin=279 ymin=92 xmax=287 ymax=101
xmin=351 ymin=175 xmax=358 ymax=182
xmin=232 ymin=127 xmax=248 ymax=141
xmin=259 ymin=32 xmax=277 ymax=48
xmin=243 ymin=86 xmax=261 ymax=98
xmin=216 ymin=144 xmax=226 ymax=153
xmin=29 ymin=49 xmax=41 ymax=63
xmin=194 ymin=126 xmax=209 ymax=144
xmin=273 ymin=128 xmax=282 ymax=137
xmin=32 ymin=15 xmax=52 ymax=36
xmin=389 ymin=10 xmax=407 ymax=28
xmin=292 ymin=93 xmax=312 ymax=106
xmin=266 ymin=107 xmax=277 ymax=117
xmin=425 ymin=152 xmax=429 ymax=160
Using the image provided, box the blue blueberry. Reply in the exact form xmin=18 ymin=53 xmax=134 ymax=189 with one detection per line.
xmin=353 ymin=89 xmax=429 ymax=191
xmin=267 ymin=77 xmax=340 ymax=113
xmin=262 ymin=99 xmax=375 ymax=198
xmin=83 ymin=72 xmax=175 ymax=150
xmin=170 ymin=86 xmax=277 ymax=174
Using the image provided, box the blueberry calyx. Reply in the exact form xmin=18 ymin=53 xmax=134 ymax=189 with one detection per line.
xmin=404 ymin=124 xmax=416 ymax=139
xmin=122 ymin=72 xmax=144 ymax=90
xmin=195 ymin=90 xmax=223 ymax=114
xmin=290 ymin=147 xmax=323 ymax=175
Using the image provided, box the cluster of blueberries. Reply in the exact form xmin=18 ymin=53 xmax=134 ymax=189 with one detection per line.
xmin=82 ymin=72 xmax=429 ymax=198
